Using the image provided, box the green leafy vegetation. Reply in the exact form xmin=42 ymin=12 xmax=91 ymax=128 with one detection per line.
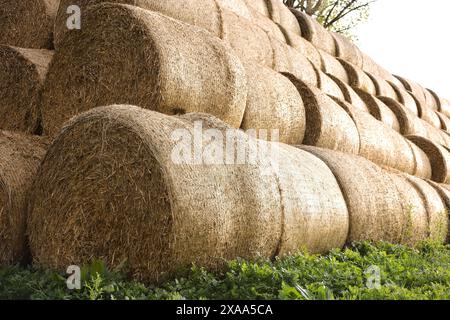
xmin=1 ymin=241 xmax=449 ymax=300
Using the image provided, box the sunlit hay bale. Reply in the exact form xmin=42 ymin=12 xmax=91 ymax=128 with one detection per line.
xmin=426 ymin=181 xmax=450 ymax=243
xmin=436 ymin=112 xmax=450 ymax=132
xmin=248 ymin=7 xmax=287 ymax=42
xmin=289 ymin=9 xmax=336 ymax=55
xmin=440 ymin=98 xmax=450 ymax=119
xmin=284 ymin=75 xmax=360 ymax=154
xmin=361 ymin=52 xmax=395 ymax=82
xmin=300 ymin=146 xmax=407 ymax=244
xmin=318 ymin=49 xmax=350 ymax=83
xmin=355 ymin=89 xmax=400 ymax=132
xmin=365 ymin=72 xmax=397 ymax=100
xmin=273 ymin=143 xmax=349 ymax=255
xmin=327 ymin=74 xmax=369 ymax=113
xmin=377 ymin=97 xmax=429 ymax=137
xmin=407 ymin=135 xmax=450 ymax=185
xmin=393 ymin=75 xmax=428 ymax=110
xmin=241 ymin=62 xmax=305 ymax=145
xmin=39 ymin=3 xmax=247 ymax=137
xmin=0 ymin=46 xmax=53 ymax=133
xmin=412 ymin=93 xmax=442 ymax=129
xmin=217 ymin=0 xmax=254 ymax=20
xmin=0 ymin=0 xmax=59 ymax=49
xmin=339 ymin=59 xmax=377 ymax=95
xmin=406 ymin=140 xmax=433 ymax=180
xmin=389 ymin=174 xmax=430 ymax=245
xmin=405 ymin=176 xmax=448 ymax=243
xmin=423 ymin=87 xmax=440 ymax=111
xmin=279 ymin=27 xmax=322 ymax=68
xmin=331 ymin=97 xmax=420 ymax=178
xmin=388 ymin=80 xmax=419 ymax=116
xmin=242 ymin=0 xmax=270 ymax=16
xmin=332 ymin=32 xmax=363 ymax=68
xmin=265 ymin=0 xmax=301 ymax=36
xmin=313 ymin=68 xmax=345 ymax=100
xmin=28 ymin=105 xmax=284 ymax=283
xmin=271 ymin=38 xmax=319 ymax=86
xmin=0 ymin=131 xmax=49 ymax=265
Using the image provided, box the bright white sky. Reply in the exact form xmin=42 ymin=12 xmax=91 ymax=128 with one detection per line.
xmin=355 ymin=0 xmax=450 ymax=97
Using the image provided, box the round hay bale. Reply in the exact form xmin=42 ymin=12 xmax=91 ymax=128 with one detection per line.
xmin=413 ymin=94 xmax=442 ymax=129
xmin=279 ymin=27 xmax=322 ymax=68
xmin=423 ymin=88 xmax=439 ymax=111
xmin=388 ymin=81 xmax=419 ymax=116
xmin=393 ymin=75 xmax=427 ymax=109
xmin=439 ymin=98 xmax=450 ymax=118
xmin=355 ymin=90 xmax=400 ymax=132
xmin=406 ymin=140 xmax=433 ymax=180
xmin=332 ymin=32 xmax=363 ymax=68
xmin=241 ymin=62 xmax=305 ymax=145
xmin=266 ymin=0 xmax=301 ymax=36
xmin=315 ymin=69 xmax=345 ymax=100
xmin=242 ymin=0 xmax=269 ymax=16
xmin=426 ymin=88 xmax=442 ymax=111
xmin=327 ymin=74 xmax=369 ymax=113
xmin=0 ymin=131 xmax=49 ymax=265
xmin=284 ymin=75 xmax=359 ymax=154
xmin=319 ymin=50 xmax=349 ymax=83
xmin=426 ymin=181 xmax=450 ymax=243
xmin=366 ymin=72 xmax=398 ymax=100
xmin=405 ymin=176 xmax=448 ymax=243
xmin=248 ymin=7 xmax=287 ymax=42
xmin=339 ymin=59 xmax=377 ymax=95
xmin=220 ymin=9 xmax=274 ymax=67
xmin=273 ymin=143 xmax=349 ymax=255
xmin=377 ymin=96 xmax=428 ymax=137
xmin=389 ymin=174 xmax=429 ymax=245
xmin=217 ymin=0 xmax=253 ymax=20
xmin=361 ymin=52 xmax=394 ymax=82
xmin=289 ymin=9 xmax=336 ymax=55
xmin=0 ymin=46 xmax=54 ymax=133
xmin=436 ymin=112 xmax=450 ymax=132
xmin=271 ymin=38 xmax=318 ymax=86
xmin=28 ymin=105 xmax=283 ymax=283
xmin=40 ymin=3 xmax=247 ymax=136
xmin=299 ymin=146 xmax=407 ymax=244
xmin=54 ymin=0 xmax=223 ymax=49
xmin=0 ymin=0 xmax=59 ymax=49
xmin=390 ymin=76 xmax=407 ymax=91
xmin=407 ymin=135 xmax=450 ymax=184
xmin=331 ymin=97 xmax=418 ymax=177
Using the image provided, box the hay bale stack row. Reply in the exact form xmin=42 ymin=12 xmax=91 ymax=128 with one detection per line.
xmin=0 ymin=0 xmax=60 ymax=49
xmin=27 ymin=105 xmax=350 ymax=282
xmin=25 ymin=105 xmax=448 ymax=283
xmin=0 ymin=46 xmax=54 ymax=133
xmin=0 ymin=131 xmax=49 ymax=265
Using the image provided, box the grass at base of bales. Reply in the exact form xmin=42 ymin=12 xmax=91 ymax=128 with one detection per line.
xmin=1 ymin=241 xmax=449 ymax=300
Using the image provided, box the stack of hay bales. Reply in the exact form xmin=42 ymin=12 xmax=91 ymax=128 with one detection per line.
xmin=0 ymin=46 xmax=54 ymax=133
xmin=39 ymin=3 xmax=248 ymax=136
xmin=0 ymin=131 xmax=49 ymax=265
xmin=0 ymin=0 xmax=60 ymax=49
xmin=27 ymin=105 xmax=350 ymax=282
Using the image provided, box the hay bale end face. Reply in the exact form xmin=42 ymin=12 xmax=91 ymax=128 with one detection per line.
xmin=339 ymin=59 xmax=377 ymax=95
xmin=28 ymin=105 xmax=283 ymax=283
xmin=40 ymin=3 xmax=247 ymax=136
xmin=0 ymin=46 xmax=54 ymax=133
xmin=0 ymin=0 xmax=59 ymax=49
xmin=407 ymin=135 xmax=450 ymax=184
xmin=241 ymin=62 xmax=306 ymax=145
xmin=300 ymin=146 xmax=408 ymax=244
xmin=285 ymin=75 xmax=360 ymax=154
xmin=0 ymin=131 xmax=49 ymax=265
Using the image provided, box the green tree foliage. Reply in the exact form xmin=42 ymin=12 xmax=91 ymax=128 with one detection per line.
xmin=283 ymin=0 xmax=376 ymax=39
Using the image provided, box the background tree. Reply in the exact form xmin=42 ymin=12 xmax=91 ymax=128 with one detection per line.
xmin=283 ymin=0 xmax=376 ymax=39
